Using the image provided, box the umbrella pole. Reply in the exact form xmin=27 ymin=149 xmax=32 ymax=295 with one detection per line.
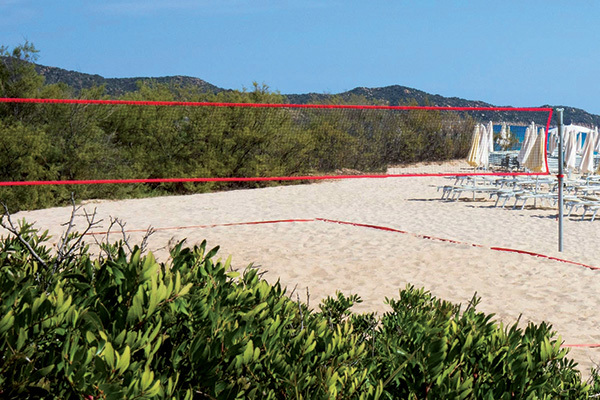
xmin=556 ymin=108 xmax=564 ymax=252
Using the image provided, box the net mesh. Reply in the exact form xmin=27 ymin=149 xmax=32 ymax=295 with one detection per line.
xmin=0 ymin=98 xmax=553 ymax=188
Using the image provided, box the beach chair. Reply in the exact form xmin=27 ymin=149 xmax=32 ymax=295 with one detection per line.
xmin=583 ymin=204 xmax=600 ymax=221
xmin=577 ymin=196 xmax=600 ymax=221
xmin=492 ymin=188 xmax=526 ymax=208
xmin=437 ymin=185 xmax=462 ymax=200
xmin=512 ymin=192 xmax=554 ymax=210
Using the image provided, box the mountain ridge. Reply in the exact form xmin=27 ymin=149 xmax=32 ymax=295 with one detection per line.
xmin=12 ymin=58 xmax=600 ymax=126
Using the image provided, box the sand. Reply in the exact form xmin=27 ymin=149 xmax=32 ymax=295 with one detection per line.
xmin=4 ymin=170 xmax=600 ymax=377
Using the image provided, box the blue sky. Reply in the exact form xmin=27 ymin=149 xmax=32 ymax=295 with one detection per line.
xmin=2 ymin=1 xmax=600 ymax=113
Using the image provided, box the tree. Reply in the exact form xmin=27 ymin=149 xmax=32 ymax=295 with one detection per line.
xmin=0 ymin=42 xmax=45 ymax=121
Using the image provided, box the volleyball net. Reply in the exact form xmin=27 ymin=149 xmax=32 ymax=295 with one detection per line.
xmin=0 ymin=98 xmax=553 ymax=190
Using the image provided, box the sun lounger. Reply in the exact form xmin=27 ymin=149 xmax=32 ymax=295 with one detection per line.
xmin=451 ymin=185 xmax=499 ymax=201
xmin=582 ymin=204 xmax=600 ymax=221
xmin=437 ymin=185 xmax=463 ymax=200
xmin=491 ymin=189 xmax=525 ymax=208
xmin=513 ymin=192 xmax=554 ymax=210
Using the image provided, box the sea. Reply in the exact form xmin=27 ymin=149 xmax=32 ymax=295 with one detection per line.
xmin=492 ymin=124 xmax=574 ymax=151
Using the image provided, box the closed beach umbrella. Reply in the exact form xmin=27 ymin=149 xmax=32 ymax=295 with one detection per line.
xmin=547 ymin=128 xmax=558 ymax=156
xmin=594 ymin=127 xmax=600 ymax=153
xmin=478 ymin=124 xmax=490 ymax=168
xmin=518 ymin=125 xmax=537 ymax=165
xmin=564 ymin=128 xmax=577 ymax=171
xmin=579 ymin=129 xmax=596 ymax=174
xmin=523 ymin=127 xmax=547 ymax=172
xmin=487 ymin=121 xmax=494 ymax=153
xmin=517 ymin=126 xmax=531 ymax=164
xmin=467 ymin=124 xmax=482 ymax=167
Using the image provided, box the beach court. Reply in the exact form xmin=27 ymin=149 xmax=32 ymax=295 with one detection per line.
xmin=7 ymin=169 xmax=600 ymax=376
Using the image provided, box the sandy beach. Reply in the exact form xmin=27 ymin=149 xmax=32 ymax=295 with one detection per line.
xmin=5 ymin=168 xmax=600 ymax=377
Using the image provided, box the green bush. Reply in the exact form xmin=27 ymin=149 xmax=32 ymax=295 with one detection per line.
xmin=1 ymin=43 xmax=478 ymax=212
xmin=0 ymin=222 xmax=598 ymax=399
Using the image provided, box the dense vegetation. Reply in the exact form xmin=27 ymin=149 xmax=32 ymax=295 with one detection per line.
xmin=0 ymin=43 xmax=474 ymax=211
xmin=0 ymin=221 xmax=597 ymax=398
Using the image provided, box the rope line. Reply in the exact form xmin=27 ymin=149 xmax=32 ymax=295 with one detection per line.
xmin=85 ymin=216 xmax=600 ymax=348
xmin=0 ymin=97 xmax=554 ymax=112
xmin=87 ymin=216 xmax=597 ymax=270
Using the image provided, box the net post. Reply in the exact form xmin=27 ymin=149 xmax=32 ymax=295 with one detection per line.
xmin=556 ymin=108 xmax=564 ymax=252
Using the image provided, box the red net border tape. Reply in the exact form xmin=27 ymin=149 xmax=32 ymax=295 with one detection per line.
xmin=0 ymin=98 xmax=554 ymax=185
xmin=85 ymin=217 xmax=598 ymax=271
xmin=85 ymin=217 xmax=598 ymax=348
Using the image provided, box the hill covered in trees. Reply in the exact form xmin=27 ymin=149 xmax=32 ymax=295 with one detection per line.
xmin=6 ymin=56 xmax=599 ymax=127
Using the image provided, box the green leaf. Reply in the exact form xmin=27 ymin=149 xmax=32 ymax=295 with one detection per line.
xmin=243 ymin=340 xmax=254 ymax=364
xmin=36 ymin=364 xmax=55 ymax=376
xmin=103 ymin=342 xmax=115 ymax=369
xmin=0 ymin=310 xmax=14 ymax=334
xmin=56 ymin=294 xmax=73 ymax=315
xmin=141 ymin=365 xmax=154 ymax=391
xmin=127 ymin=288 xmax=144 ymax=323
xmin=146 ymin=380 xmax=161 ymax=396
xmin=179 ymin=282 xmax=193 ymax=297
xmin=118 ymin=345 xmax=131 ymax=374
xmin=16 ymin=328 xmax=27 ymax=351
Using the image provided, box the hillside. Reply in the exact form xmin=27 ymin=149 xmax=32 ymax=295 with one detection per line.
xmin=32 ymin=61 xmax=223 ymax=96
xmin=7 ymin=58 xmax=600 ymax=126
xmin=287 ymin=86 xmax=600 ymax=126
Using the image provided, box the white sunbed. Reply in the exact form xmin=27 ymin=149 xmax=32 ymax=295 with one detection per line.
xmin=491 ymin=188 xmax=526 ymax=208
xmin=512 ymin=191 xmax=555 ymax=210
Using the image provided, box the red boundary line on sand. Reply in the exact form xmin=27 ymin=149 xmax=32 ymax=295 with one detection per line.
xmin=85 ymin=216 xmax=599 ymax=348
xmin=85 ymin=219 xmax=315 ymax=235
xmin=0 ymin=98 xmax=553 ymax=186
xmin=86 ymin=217 xmax=598 ymax=271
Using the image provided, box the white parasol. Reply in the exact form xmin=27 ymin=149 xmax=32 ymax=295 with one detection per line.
xmin=517 ymin=124 xmax=538 ymax=166
xmin=478 ymin=123 xmax=490 ymax=168
xmin=579 ymin=129 xmax=596 ymax=174
xmin=547 ymin=128 xmax=558 ymax=156
xmin=487 ymin=121 xmax=494 ymax=153
xmin=564 ymin=127 xmax=578 ymax=171
xmin=467 ymin=124 xmax=482 ymax=167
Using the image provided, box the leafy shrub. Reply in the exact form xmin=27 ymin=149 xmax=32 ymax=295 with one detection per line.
xmin=1 ymin=222 xmax=599 ymax=399
xmin=1 ymin=43 xmax=478 ymax=212
xmin=0 ymin=221 xmax=382 ymax=399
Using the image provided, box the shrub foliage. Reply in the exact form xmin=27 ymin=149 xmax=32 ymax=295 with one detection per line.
xmin=2 ymin=43 xmax=473 ymax=212
xmin=0 ymin=222 xmax=598 ymax=399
